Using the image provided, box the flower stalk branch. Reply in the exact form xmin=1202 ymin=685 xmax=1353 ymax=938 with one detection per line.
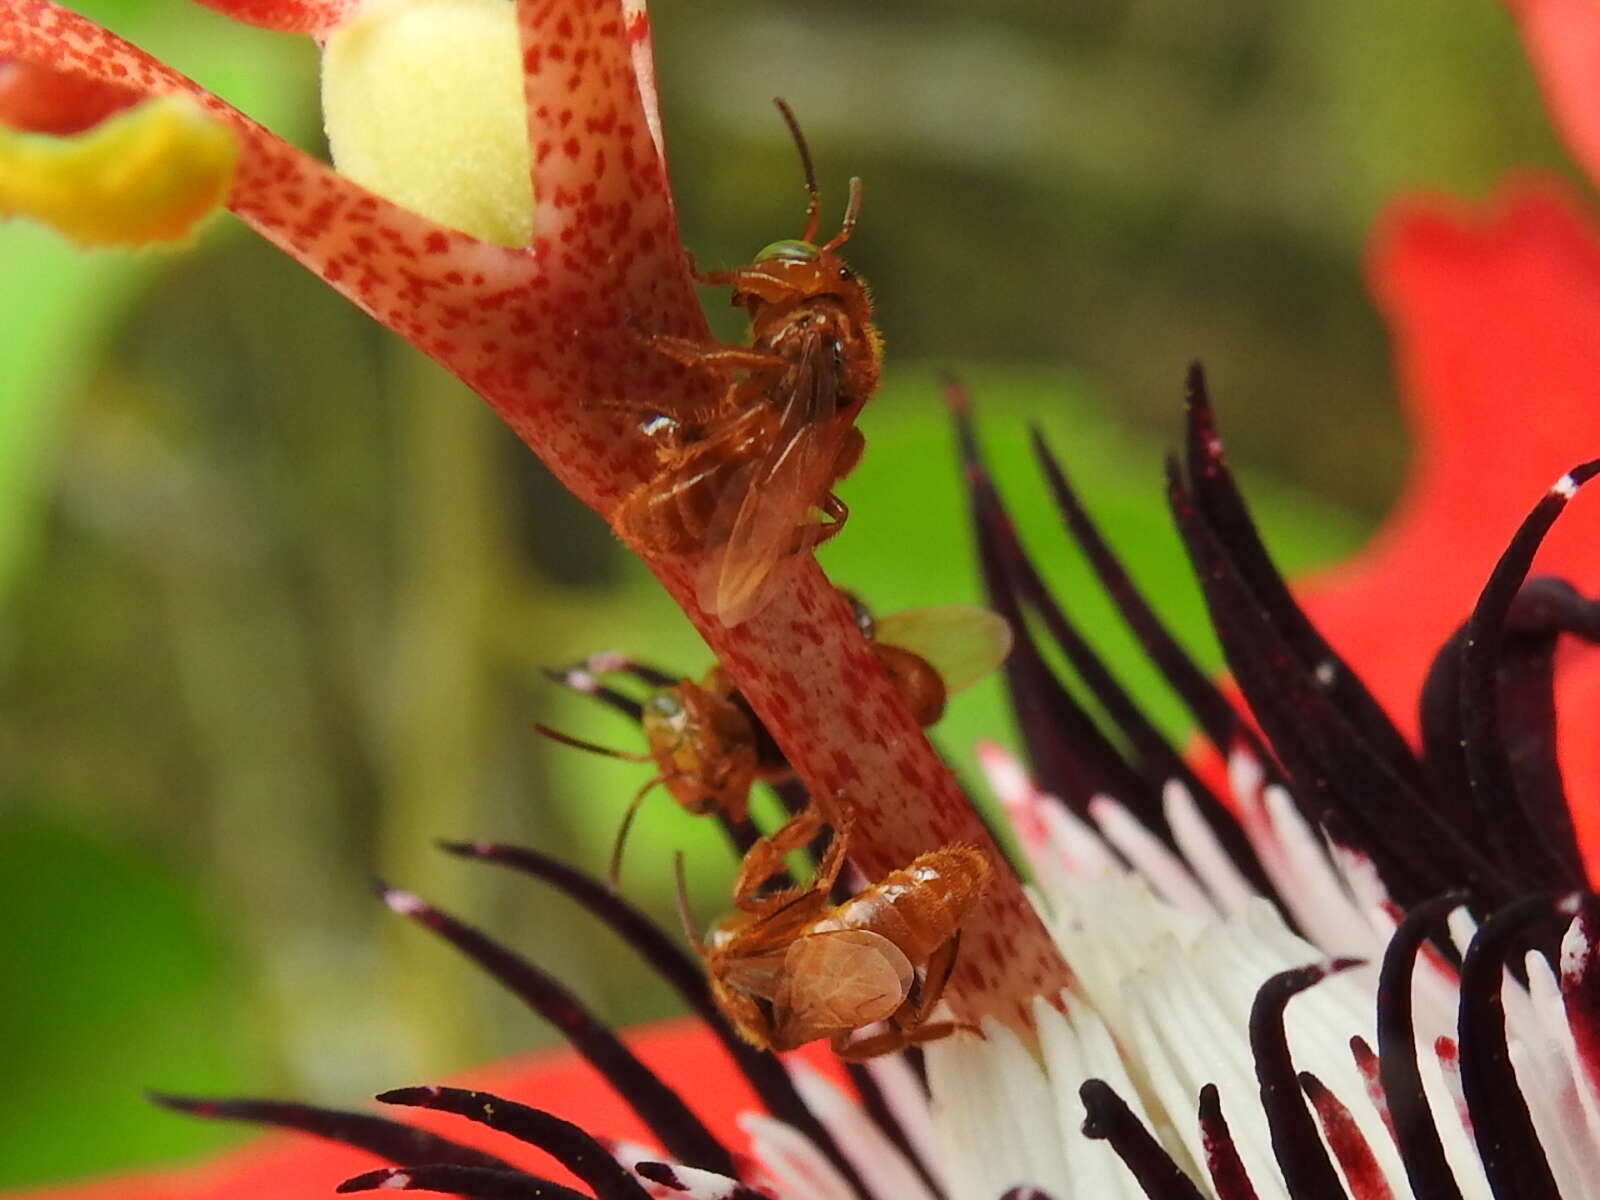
xmin=0 ymin=0 xmax=1070 ymax=1027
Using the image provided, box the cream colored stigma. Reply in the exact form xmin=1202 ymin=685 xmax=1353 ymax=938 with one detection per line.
xmin=321 ymin=0 xmax=532 ymax=248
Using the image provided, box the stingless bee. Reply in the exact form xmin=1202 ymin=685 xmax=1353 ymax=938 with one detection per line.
xmin=539 ymin=592 xmax=1011 ymax=887
xmin=613 ymin=99 xmax=883 ymax=626
xmin=678 ymin=813 xmax=992 ymax=1058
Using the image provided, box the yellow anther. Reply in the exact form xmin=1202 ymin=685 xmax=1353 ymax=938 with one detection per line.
xmin=0 ymin=94 xmax=236 ymax=247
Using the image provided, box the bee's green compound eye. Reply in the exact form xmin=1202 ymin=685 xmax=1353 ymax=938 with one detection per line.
xmin=756 ymin=239 xmax=820 ymax=263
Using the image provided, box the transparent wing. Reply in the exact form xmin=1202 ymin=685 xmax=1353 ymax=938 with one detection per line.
xmin=696 ymin=332 xmax=849 ymax=624
xmin=873 ymin=605 xmax=1013 ymax=695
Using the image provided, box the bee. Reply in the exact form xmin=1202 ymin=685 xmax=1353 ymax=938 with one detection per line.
xmin=540 ymin=593 xmax=1011 ymax=888
xmin=613 ymin=99 xmax=883 ymax=626
xmin=843 ymin=593 xmax=1015 ymax=728
xmin=537 ymin=659 xmax=790 ymax=890
xmin=677 ymin=815 xmax=992 ymax=1059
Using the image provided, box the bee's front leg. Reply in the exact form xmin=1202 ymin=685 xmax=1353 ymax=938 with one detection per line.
xmin=642 ymin=332 xmax=783 ymax=375
xmin=686 ymin=252 xmax=739 ymax=288
xmin=731 ymin=802 xmax=828 ymax=910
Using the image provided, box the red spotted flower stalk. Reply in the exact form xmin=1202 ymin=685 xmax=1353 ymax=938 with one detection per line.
xmin=10 ymin=0 xmax=1600 ymax=1198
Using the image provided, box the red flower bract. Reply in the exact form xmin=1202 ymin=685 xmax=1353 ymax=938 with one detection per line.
xmin=6 ymin=1021 xmax=837 ymax=1199
xmin=0 ymin=58 xmax=135 ymax=132
xmin=1301 ymin=179 xmax=1600 ymax=872
xmin=1508 ymin=0 xmax=1600 ymax=190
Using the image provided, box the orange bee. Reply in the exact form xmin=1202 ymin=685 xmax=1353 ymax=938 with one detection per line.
xmin=540 ymin=595 xmax=1011 ymax=886
xmin=537 ymin=658 xmax=789 ymax=888
xmin=678 ymin=815 xmax=991 ymax=1058
xmin=614 ymin=99 xmax=883 ymax=626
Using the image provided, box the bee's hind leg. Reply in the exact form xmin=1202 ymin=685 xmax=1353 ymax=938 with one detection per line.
xmin=833 ymin=932 xmax=976 ymax=1060
xmin=786 ymin=493 xmax=850 ymax=558
xmin=792 ymin=433 xmax=864 ymax=553
xmin=833 ymin=1017 xmax=984 ymax=1061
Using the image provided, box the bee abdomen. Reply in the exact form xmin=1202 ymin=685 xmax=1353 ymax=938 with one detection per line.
xmin=838 ymin=847 xmax=991 ymax=958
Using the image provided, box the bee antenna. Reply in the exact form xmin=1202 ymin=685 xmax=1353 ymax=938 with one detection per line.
xmin=607 ymin=774 xmax=665 ymax=891
xmin=673 ymin=852 xmax=705 ymax=953
xmin=822 ymin=177 xmax=863 ymax=253
xmin=532 ymin=723 xmax=653 ymax=763
xmin=773 ymin=97 xmax=821 ymax=245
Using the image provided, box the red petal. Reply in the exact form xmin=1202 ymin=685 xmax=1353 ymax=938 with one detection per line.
xmin=3 ymin=1021 xmax=842 ymax=1199
xmin=1299 ymin=179 xmax=1600 ymax=874
xmin=0 ymin=58 xmax=135 ymax=132
xmin=1509 ymin=0 xmax=1600 ymax=190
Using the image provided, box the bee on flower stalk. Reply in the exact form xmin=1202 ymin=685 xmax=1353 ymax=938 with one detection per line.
xmin=539 ymin=590 xmax=1011 ymax=888
xmin=678 ymin=811 xmax=992 ymax=1059
xmin=613 ymin=99 xmax=883 ymax=626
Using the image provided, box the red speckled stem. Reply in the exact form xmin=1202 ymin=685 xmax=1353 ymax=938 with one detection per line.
xmin=651 ymin=557 xmax=1075 ymax=1030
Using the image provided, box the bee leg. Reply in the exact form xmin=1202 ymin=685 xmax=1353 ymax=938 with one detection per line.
xmin=837 ymin=931 xmax=967 ymax=1058
xmin=809 ymin=800 xmax=857 ymax=894
xmin=641 ymin=333 xmax=785 ymax=375
xmin=731 ymin=801 xmax=828 ymax=909
xmin=835 ymin=1019 xmax=983 ymax=1060
xmin=686 ymin=254 xmax=739 ymax=288
xmin=785 ymin=493 xmax=850 ymax=558
xmin=831 ymin=1026 xmax=909 ymax=1060
xmin=815 ymin=493 xmax=850 ymax=546
xmin=909 ymin=1019 xmax=984 ymax=1044
xmin=830 ymin=1028 xmax=882 ymax=1060
xmin=832 ymin=920 xmax=978 ymax=1060
xmin=830 ymin=1025 xmax=915 ymax=1061
xmin=907 ymin=931 xmax=962 ymax=1027
xmin=800 ymin=428 xmax=866 ymax=552
xmin=731 ymin=799 xmax=858 ymax=911
xmin=832 ymin=998 xmax=982 ymax=1061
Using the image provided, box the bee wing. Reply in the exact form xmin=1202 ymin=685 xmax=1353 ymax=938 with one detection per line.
xmin=697 ymin=332 xmax=848 ymax=624
xmin=774 ymin=929 xmax=913 ymax=1040
xmin=731 ymin=882 xmax=836 ymax=949
xmin=873 ymin=605 xmax=1014 ymax=695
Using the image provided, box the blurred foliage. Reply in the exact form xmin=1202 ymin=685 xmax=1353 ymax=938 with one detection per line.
xmin=0 ymin=0 xmax=1569 ymax=1189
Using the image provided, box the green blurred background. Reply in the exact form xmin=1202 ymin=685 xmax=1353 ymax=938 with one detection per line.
xmin=0 ymin=0 xmax=1571 ymax=1188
